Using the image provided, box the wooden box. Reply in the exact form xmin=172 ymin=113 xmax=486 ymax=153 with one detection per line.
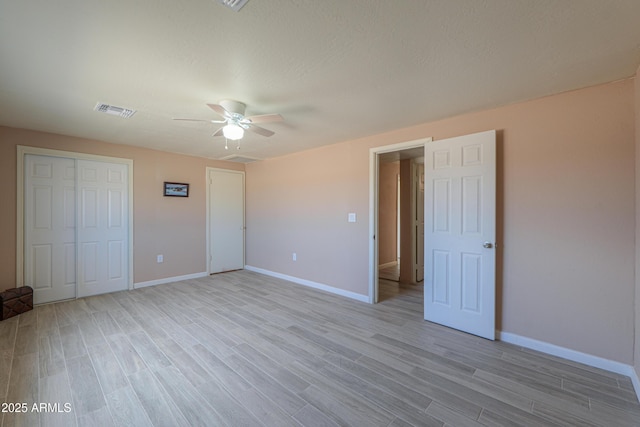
xmin=1 ymin=286 xmax=33 ymax=320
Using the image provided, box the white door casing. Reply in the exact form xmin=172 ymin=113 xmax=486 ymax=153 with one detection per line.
xmin=76 ymin=160 xmax=129 ymax=298
xmin=415 ymin=162 xmax=425 ymax=282
xmin=424 ymin=130 xmax=496 ymax=340
xmin=369 ymin=137 xmax=433 ymax=303
xmin=207 ymin=168 xmax=245 ymax=273
xmin=24 ymin=155 xmax=77 ymax=304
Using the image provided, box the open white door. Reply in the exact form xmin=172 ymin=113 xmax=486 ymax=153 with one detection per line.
xmin=424 ymin=130 xmax=496 ymax=340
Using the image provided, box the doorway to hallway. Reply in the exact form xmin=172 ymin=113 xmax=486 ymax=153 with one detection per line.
xmin=369 ymin=130 xmax=497 ymax=340
xmin=376 ymin=150 xmax=425 ymax=302
xmin=369 ymin=138 xmax=430 ymax=304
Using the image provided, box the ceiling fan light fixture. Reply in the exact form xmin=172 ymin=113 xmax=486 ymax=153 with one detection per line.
xmin=223 ymin=123 xmax=244 ymax=140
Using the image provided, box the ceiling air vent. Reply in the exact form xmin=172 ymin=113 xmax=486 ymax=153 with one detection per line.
xmin=216 ymin=0 xmax=249 ymax=12
xmin=220 ymin=155 xmax=260 ymax=163
xmin=94 ymin=102 xmax=136 ymax=119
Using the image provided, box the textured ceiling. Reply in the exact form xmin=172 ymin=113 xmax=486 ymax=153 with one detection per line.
xmin=1 ymin=0 xmax=640 ymax=160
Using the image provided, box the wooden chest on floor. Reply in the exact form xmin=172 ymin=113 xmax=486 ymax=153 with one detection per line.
xmin=0 ymin=286 xmax=33 ymax=320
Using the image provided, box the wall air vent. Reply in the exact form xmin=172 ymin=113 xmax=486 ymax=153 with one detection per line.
xmin=94 ymin=102 xmax=136 ymax=119
xmin=216 ymin=0 xmax=249 ymax=12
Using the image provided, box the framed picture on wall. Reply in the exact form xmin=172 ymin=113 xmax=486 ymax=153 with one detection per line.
xmin=164 ymin=182 xmax=189 ymax=197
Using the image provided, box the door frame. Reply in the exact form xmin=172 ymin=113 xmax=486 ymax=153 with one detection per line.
xmin=205 ymin=167 xmax=245 ymax=274
xmin=368 ymin=137 xmax=432 ymax=304
xmin=412 ymin=160 xmax=425 ymax=283
xmin=16 ymin=146 xmax=134 ymax=292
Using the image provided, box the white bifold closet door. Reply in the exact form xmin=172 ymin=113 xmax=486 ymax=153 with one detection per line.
xmin=24 ymin=155 xmax=76 ymax=303
xmin=76 ymin=159 xmax=129 ymax=298
xmin=24 ymin=155 xmax=129 ymax=304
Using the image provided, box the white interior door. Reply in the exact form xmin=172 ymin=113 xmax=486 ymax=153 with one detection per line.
xmin=24 ymin=155 xmax=77 ymax=304
xmin=424 ymin=130 xmax=496 ymax=340
xmin=76 ymin=160 xmax=129 ymax=298
xmin=208 ymin=168 xmax=245 ymax=273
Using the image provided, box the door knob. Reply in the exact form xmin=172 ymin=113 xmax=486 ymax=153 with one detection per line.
xmin=483 ymin=242 xmax=493 ymax=249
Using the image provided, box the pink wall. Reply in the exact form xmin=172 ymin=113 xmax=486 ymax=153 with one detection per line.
xmin=378 ymin=161 xmax=399 ymax=265
xmin=245 ymin=146 xmax=369 ymax=288
xmin=246 ymin=79 xmax=636 ymax=364
xmin=0 ymin=126 xmax=243 ymax=285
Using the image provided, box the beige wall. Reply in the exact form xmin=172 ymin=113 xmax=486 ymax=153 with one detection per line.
xmin=245 ymin=146 xmax=368 ymax=288
xmin=246 ymin=79 xmax=636 ymax=364
xmin=378 ymin=161 xmax=399 ymax=265
xmin=0 ymin=126 xmax=243 ymax=285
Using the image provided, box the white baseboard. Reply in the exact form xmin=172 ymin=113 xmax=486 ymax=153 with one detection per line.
xmin=499 ymin=331 xmax=640 ymax=401
xmin=244 ymin=265 xmax=369 ymax=303
xmin=632 ymin=369 xmax=640 ymax=403
xmin=134 ymin=271 xmax=208 ymax=289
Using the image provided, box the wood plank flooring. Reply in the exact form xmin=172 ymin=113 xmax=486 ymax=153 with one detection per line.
xmin=1 ymin=270 xmax=639 ymax=426
xmin=378 ymin=262 xmax=400 ymax=285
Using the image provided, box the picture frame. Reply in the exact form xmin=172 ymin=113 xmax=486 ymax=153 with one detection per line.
xmin=164 ymin=182 xmax=189 ymax=197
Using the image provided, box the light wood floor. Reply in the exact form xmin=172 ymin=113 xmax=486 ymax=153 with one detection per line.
xmin=378 ymin=262 xmax=400 ymax=285
xmin=2 ymin=270 xmax=640 ymax=426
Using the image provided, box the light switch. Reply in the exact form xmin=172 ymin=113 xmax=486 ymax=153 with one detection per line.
xmin=348 ymin=213 xmax=357 ymax=223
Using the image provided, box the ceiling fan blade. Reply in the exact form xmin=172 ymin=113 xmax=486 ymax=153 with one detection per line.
xmin=212 ymin=127 xmax=224 ymax=137
xmin=207 ymin=103 xmax=230 ymax=119
xmin=248 ymin=124 xmax=275 ymax=137
xmin=245 ymin=113 xmax=284 ymax=124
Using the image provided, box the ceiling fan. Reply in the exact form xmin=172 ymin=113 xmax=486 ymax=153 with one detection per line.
xmin=174 ymin=100 xmax=283 ymax=141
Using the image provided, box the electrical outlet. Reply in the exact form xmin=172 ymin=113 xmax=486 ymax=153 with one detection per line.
xmin=292 ymin=252 xmax=297 ymax=261
xmin=157 ymin=254 xmax=163 ymax=263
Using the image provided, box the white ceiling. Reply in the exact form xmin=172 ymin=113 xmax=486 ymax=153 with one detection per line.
xmin=1 ymin=0 xmax=640 ymax=161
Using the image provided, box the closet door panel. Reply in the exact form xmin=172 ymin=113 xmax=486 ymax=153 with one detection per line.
xmin=24 ymin=155 xmax=76 ymax=304
xmin=76 ymin=160 xmax=129 ymax=298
